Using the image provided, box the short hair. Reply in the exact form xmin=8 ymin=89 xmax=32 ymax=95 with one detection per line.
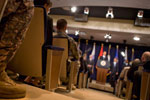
xmin=56 ymin=19 xmax=67 ymax=30
xmin=34 ymin=0 xmax=52 ymax=6
xmin=132 ymin=58 xmax=141 ymax=68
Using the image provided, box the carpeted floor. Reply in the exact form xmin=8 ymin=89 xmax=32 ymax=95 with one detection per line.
xmin=55 ymin=88 xmax=123 ymax=100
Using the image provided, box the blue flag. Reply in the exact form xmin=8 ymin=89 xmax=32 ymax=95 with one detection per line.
xmin=115 ymin=45 xmax=119 ymax=59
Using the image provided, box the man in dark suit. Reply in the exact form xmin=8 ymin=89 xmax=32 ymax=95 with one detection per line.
xmin=110 ymin=58 xmax=119 ymax=93
xmin=100 ymin=51 xmax=107 ymax=60
xmin=96 ymin=51 xmax=110 ymax=84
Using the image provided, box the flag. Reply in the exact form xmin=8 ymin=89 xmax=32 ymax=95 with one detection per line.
xmin=115 ymin=45 xmax=119 ymax=59
xmin=131 ymin=48 xmax=134 ymax=61
xmin=98 ymin=44 xmax=104 ymax=58
xmin=125 ymin=46 xmax=128 ymax=60
xmin=84 ymin=40 xmax=89 ymax=54
xmin=89 ymin=42 xmax=96 ymax=60
xmin=85 ymin=40 xmax=88 ymax=50
xmin=129 ymin=48 xmax=134 ymax=65
xmin=107 ymin=44 xmax=111 ymax=62
xmin=77 ymin=38 xmax=80 ymax=50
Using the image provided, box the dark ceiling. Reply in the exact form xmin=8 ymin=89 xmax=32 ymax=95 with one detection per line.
xmin=50 ymin=6 xmax=150 ymax=20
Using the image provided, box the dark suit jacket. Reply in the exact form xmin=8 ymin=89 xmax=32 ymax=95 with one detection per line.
xmin=100 ymin=56 xmax=108 ymax=60
xmin=127 ymin=65 xmax=138 ymax=82
xmin=110 ymin=62 xmax=119 ymax=87
xmin=42 ymin=16 xmax=53 ymax=75
xmin=45 ymin=16 xmax=53 ymax=45
xmin=110 ymin=62 xmax=119 ymax=74
xmin=143 ymin=61 xmax=150 ymax=71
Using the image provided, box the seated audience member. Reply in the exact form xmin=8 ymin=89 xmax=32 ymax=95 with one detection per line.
xmin=142 ymin=52 xmax=150 ymax=71
xmin=132 ymin=52 xmax=150 ymax=100
xmin=116 ymin=59 xmax=140 ymax=97
xmin=24 ymin=0 xmax=53 ymax=86
xmin=53 ymin=19 xmax=81 ymax=89
xmin=116 ymin=64 xmax=130 ymax=97
xmin=127 ymin=59 xmax=141 ymax=82
xmin=53 ymin=19 xmax=80 ymax=60
xmin=53 ymin=19 xmax=80 ymax=61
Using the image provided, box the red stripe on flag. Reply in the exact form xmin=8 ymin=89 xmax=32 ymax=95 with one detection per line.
xmin=99 ymin=44 xmax=103 ymax=58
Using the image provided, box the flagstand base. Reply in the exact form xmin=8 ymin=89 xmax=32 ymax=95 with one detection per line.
xmin=88 ymin=80 xmax=113 ymax=93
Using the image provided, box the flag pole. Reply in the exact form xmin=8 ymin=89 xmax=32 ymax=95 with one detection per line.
xmin=131 ymin=48 xmax=134 ymax=61
xmin=125 ymin=46 xmax=128 ymax=60
xmin=108 ymin=44 xmax=111 ymax=55
xmin=86 ymin=40 xmax=88 ymax=46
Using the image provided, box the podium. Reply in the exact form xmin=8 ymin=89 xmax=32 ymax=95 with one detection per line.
xmin=96 ymin=58 xmax=110 ymax=84
xmin=96 ymin=67 xmax=109 ymax=84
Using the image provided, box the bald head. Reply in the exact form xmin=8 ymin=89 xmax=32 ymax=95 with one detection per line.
xmin=132 ymin=58 xmax=141 ymax=68
xmin=141 ymin=51 xmax=150 ymax=63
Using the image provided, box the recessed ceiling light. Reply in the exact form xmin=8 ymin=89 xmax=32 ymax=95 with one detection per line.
xmin=104 ymin=34 xmax=112 ymax=39
xmin=133 ymin=36 xmax=140 ymax=41
xmin=71 ymin=6 xmax=77 ymax=13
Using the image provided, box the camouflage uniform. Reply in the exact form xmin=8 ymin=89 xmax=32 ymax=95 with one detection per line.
xmin=0 ymin=0 xmax=34 ymax=99
xmin=54 ymin=31 xmax=81 ymax=88
xmin=54 ymin=31 xmax=80 ymax=60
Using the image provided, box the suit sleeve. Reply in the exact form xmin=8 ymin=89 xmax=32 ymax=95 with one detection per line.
xmin=116 ymin=64 xmax=119 ymax=72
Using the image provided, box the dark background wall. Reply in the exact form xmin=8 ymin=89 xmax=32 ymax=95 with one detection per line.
xmin=71 ymin=35 xmax=150 ymax=80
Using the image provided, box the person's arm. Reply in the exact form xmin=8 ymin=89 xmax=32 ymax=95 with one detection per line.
xmin=69 ymin=37 xmax=80 ymax=60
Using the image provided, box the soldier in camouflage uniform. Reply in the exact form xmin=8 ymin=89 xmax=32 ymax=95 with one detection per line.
xmin=0 ymin=0 xmax=34 ymax=99
xmin=53 ymin=19 xmax=81 ymax=89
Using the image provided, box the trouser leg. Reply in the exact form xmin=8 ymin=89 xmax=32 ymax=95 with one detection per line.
xmin=0 ymin=0 xmax=34 ymax=99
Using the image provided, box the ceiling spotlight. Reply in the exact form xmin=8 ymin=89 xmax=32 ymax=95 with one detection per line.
xmin=84 ymin=7 xmax=89 ymax=15
xmin=104 ymin=34 xmax=112 ymax=42
xmin=106 ymin=7 xmax=114 ymax=19
xmin=121 ymin=51 xmax=125 ymax=57
xmin=75 ymin=30 xmax=79 ymax=36
xmin=71 ymin=6 xmax=77 ymax=13
xmin=104 ymin=34 xmax=112 ymax=39
xmin=137 ymin=10 xmax=144 ymax=19
xmin=133 ymin=36 xmax=140 ymax=41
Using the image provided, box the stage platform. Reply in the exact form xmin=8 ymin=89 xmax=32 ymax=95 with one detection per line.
xmin=0 ymin=84 xmax=79 ymax=100
xmin=88 ymin=81 xmax=114 ymax=93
